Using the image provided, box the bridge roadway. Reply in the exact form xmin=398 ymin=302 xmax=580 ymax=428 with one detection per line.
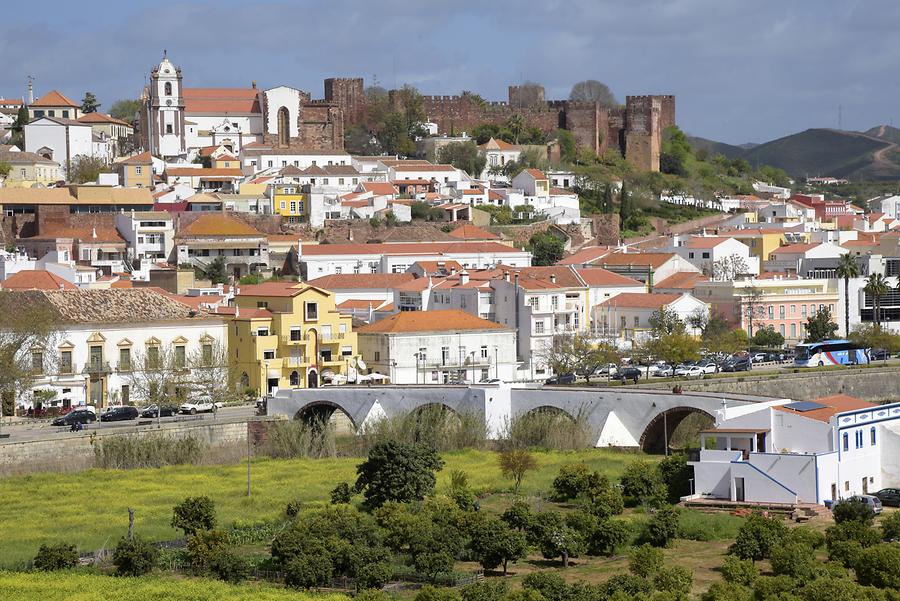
xmin=267 ymin=384 xmax=778 ymax=451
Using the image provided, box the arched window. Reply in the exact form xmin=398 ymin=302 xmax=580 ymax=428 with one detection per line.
xmin=164 ymin=82 xmax=172 ymax=96
xmin=277 ymin=106 xmax=290 ymax=147
xmin=290 ymin=371 xmax=299 ymax=386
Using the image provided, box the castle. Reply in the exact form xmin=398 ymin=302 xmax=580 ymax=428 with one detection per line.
xmin=321 ymin=78 xmax=675 ymax=172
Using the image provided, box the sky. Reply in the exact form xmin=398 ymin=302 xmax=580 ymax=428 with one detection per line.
xmin=2 ymin=0 xmax=898 ymax=145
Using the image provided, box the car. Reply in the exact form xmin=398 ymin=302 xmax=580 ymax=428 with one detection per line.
xmin=751 ymin=353 xmax=768 ymax=363
xmin=179 ymin=401 xmax=225 ymax=415
xmin=51 ymin=410 xmax=96 ymax=427
xmin=870 ymin=349 xmax=892 ymax=361
xmin=673 ymin=363 xmax=695 ymax=377
xmin=615 ymin=367 xmax=642 ymax=384
xmin=652 ymin=364 xmax=675 ymax=377
xmin=873 ymin=488 xmax=900 ymax=507
xmin=679 ymin=365 xmax=705 ymax=379
xmin=544 ymin=373 xmax=576 ymax=385
xmin=139 ymin=404 xmax=178 ymax=418
xmin=593 ymin=363 xmax=619 ymax=377
xmin=99 ymin=405 xmax=139 ymax=422
xmin=722 ymin=357 xmax=751 ymax=372
xmin=837 ymin=494 xmax=883 ymax=514
xmin=696 ymin=359 xmax=719 ymax=374
xmin=479 ymin=378 xmax=503 ymax=384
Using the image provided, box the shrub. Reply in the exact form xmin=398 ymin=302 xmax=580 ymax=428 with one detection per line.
xmin=583 ymin=474 xmax=625 ymax=518
xmin=588 ymin=518 xmax=631 ymax=557
xmin=653 ymin=565 xmax=693 ymax=598
xmin=112 ymin=536 xmax=158 ymax=577
xmin=647 ymin=507 xmax=679 ymax=547
xmin=185 ymin=529 xmax=230 ymax=570
xmin=605 ymin=573 xmax=653 ymax=597
xmin=522 ymin=572 xmax=568 ymax=601
xmin=498 ymin=449 xmax=537 ymax=494
xmin=208 ymin=547 xmax=248 ymax=583
xmin=881 ymin=510 xmax=900 ymax=541
xmin=460 ymin=579 xmax=509 ymax=601
xmin=355 ymin=441 xmax=444 ymax=509
xmin=356 ymin=590 xmax=393 ymax=601
xmin=833 ymin=498 xmax=875 ymax=525
xmin=751 ymin=575 xmax=796 ymax=599
xmin=826 ymin=521 xmax=880 ymax=566
xmin=285 ymin=499 xmax=303 ymax=517
xmin=415 ymin=551 xmax=454 ymax=580
xmin=33 ymin=542 xmax=78 ymax=571
xmin=785 ymin=527 xmax=825 ymax=549
xmin=701 ymin=581 xmax=752 ymax=601
xmin=415 ymin=585 xmax=463 ymax=601
xmin=501 ymin=500 xmax=533 ymax=532
xmin=720 ymin=555 xmax=758 ymax=586
xmin=284 ymin=553 xmax=334 ymax=589
xmin=330 ymin=482 xmax=353 ymax=505
xmin=854 ymin=543 xmax=900 ymax=588
xmin=357 ymin=560 xmax=394 ymax=590
xmin=469 ymin=516 xmax=528 ymax=575
xmin=171 ymin=496 xmax=216 ymax=536
xmin=657 ymin=453 xmax=693 ymax=503
xmin=552 ymin=463 xmax=591 ymax=501
xmin=769 ymin=542 xmax=816 ymax=579
xmin=728 ymin=513 xmax=787 ymax=561
xmin=629 ymin=544 xmax=663 ymax=578
xmin=620 ymin=460 xmax=667 ymax=507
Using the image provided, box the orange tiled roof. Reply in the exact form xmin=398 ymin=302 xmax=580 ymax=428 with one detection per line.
xmin=523 ymin=168 xmax=547 ymax=179
xmin=596 ymin=292 xmax=684 ymax=309
xmin=595 ymin=252 xmax=679 ymax=269
xmin=361 ymin=182 xmax=399 ymax=196
xmin=77 ymin=112 xmax=131 ymax=127
xmin=177 ymin=214 xmax=262 ymax=238
xmin=357 ymin=309 xmax=508 ymax=333
xmin=770 ymin=243 xmax=820 ymax=255
xmin=31 ymin=90 xmax=79 ymax=108
xmin=575 ymin=267 xmax=644 ymax=287
xmin=300 ymin=241 xmax=522 ymax=256
xmin=120 ymin=151 xmax=153 ymax=165
xmin=183 ymin=88 xmax=261 ymax=114
xmin=686 ymin=236 xmax=731 ymax=249
xmin=337 ymin=299 xmax=389 ymax=310
xmin=653 ymin=271 xmax=709 ymax=290
xmin=166 ymin=168 xmax=243 ymax=177
xmin=774 ymin=394 xmax=875 ymax=423
xmin=2 ymin=270 xmax=76 ymax=290
xmin=449 ymin=224 xmax=500 ymax=240
xmin=307 ymin=273 xmax=416 ymax=289
xmin=479 ymin=137 xmax=519 ymax=151
xmin=235 ymin=282 xmax=308 ymax=297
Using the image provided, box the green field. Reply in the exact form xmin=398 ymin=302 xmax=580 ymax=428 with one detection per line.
xmin=0 ymin=448 xmax=650 ymax=567
xmin=0 ymin=571 xmax=347 ymax=601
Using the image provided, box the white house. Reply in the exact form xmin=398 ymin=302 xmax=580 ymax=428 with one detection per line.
xmin=479 ymin=137 xmax=521 ymax=180
xmin=690 ymin=394 xmax=900 ymax=505
xmin=24 ymin=117 xmax=95 ymax=175
xmin=669 ymin=235 xmax=761 ymax=277
xmin=593 ymin=292 xmax=709 ymax=343
xmin=876 ymin=195 xmax=900 ymax=220
xmin=115 ymin=211 xmax=175 ymax=262
xmin=765 ymin=242 xmax=848 ymax=274
xmin=13 ymin=288 xmax=227 ymax=410
xmin=356 ymin=309 xmax=517 ymax=384
xmin=241 ymin=148 xmax=353 ymax=175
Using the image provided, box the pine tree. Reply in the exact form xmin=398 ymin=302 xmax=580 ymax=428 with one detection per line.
xmin=10 ymin=105 xmax=29 ymax=147
xmin=619 ymin=182 xmax=632 ymax=228
xmin=81 ymin=92 xmax=100 ymax=114
xmin=603 ymin=184 xmax=614 ymax=214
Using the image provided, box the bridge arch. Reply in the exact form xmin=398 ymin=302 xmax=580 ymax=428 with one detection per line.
xmin=639 ymin=406 xmax=714 ymax=453
xmin=294 ymin=400 xmax=357 ymax=434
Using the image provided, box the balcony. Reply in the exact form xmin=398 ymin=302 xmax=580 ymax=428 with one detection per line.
xmin=280 ymin=335 xmax=307 ymax=345
xmin=319 ymin=332 xmax=346 ymax=342
xmin=82 ymin=361 xmax=112 ymax=375
xmin=283 ymin=356 xmax=310 ymax=367
xmin=417 ymin=359 xmax=490 ymax=370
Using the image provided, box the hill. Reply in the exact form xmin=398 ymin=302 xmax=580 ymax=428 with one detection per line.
xmin=685 ymin=135 xmax=745 ymax=159
xmin=865 ymin=124 xmax=900 ymax=144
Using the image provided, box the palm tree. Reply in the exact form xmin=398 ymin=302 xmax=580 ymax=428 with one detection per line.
xmin=507 ymin=113 xmax=525 ymax=145
xmin=836 ymin=253 xmax=860 ymax=337
xmin=864 ymin=272 xmax=890 ymax=329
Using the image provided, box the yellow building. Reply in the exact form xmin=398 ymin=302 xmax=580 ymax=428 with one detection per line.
xmin=214 ymin=155 xmax=240 ymax=170
xmin=728 ymin=227 xmax=810 ymax=263
xmin=117 ymin=151 xmax=153 ymax=187
xmin=271 ymin=183 xmax=308 ymax=223
xmin=228 ymin=282 xmax=357 ymax=395
xmin=0 ymin=148 xmax=60 ymax=187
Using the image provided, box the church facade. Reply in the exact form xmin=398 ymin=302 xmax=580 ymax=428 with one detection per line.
xmin=140 ymin=54 xmax=344 ymax=161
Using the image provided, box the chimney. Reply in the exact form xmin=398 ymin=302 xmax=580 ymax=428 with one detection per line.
xmin=550 ymin=273 xmax=556 ymax=284
xmin=450 ymin=266 xmax=457 ymax=275
xmin=504 ymin=271 xmax=510 ymax=282
xmin=251 ymin=80 xmax=257 ymax=89
xmin=459 ymin=270 xmax=469 ymax=285
xmin=91 ymin=227 xmax=97 ymax=239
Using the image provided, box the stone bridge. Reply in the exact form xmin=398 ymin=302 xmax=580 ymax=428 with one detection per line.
xmin=266 ymin=385 xmax=778 ymax=451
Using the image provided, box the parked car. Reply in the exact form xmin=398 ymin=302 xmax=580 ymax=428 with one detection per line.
xmin=873 ymin=488 xmax=900 ymax=507
xmin=673 ymin=363 xmax=695 ymax=377
xmin=593 ymin=363 xmax=619 ymax=377
xmin=139 ymin=404 xmax=178 ymax=418
xmin=179 ymin=401 xmax=225 ymax=415
xmin=751 ymin=353 xmax=768 ymax=363
xmin=679 ymin=365 xmax=706 ymax=379
xmin=837 ymin=494 xmax=883 ymax=514
xmin=615 ymin=367 xmax=642 ymax=384
xmin=51 ymin=409 xmax=96 ymax=427
xmin=99 ymin=405 xmax=139 ymax=422
xmin=696 ymin=359 xmax=719 ymax=374
xmin=870 ymin=349 xmax=892 ymax=361
xmin=652 ymin=364 xmax=675 ymax=377
xmin=722 ymin=357 xmax=751 ymax=372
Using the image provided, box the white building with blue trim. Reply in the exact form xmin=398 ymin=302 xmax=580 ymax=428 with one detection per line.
xmin=690 ymin=394 xmax=900 ymax=505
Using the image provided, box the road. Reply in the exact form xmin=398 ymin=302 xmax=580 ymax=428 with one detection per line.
xmin=0 ymin=404 xmax=257 ymax=444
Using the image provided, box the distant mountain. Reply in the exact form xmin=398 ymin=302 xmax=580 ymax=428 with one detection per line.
xmin=687 ymin=126 xmax=900 ymax=180
xmin=738 ymin=142 xmax=758 ymax=150
xmin=685 ymin=135 xmax=745 ymax=159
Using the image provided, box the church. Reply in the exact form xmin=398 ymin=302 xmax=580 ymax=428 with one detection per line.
xmin=140 ymin=53 xmax=344 ymax=161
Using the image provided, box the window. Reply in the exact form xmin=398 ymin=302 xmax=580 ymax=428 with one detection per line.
xmin=166 ymin=124 xmax=173 ymax=134
xmin=374 ymin=351 xmax=380 ymax=361
xmin=290 ymin=328 xmax=302 ymax=341
xmin=121 ymin=385 xmax=129 ymax=404
xmin=790 ymin=323 xmax=797 ymax=338
xmin=441 ymin=346 xmax=450 ymax=365
xmin=335 ymin=267 xmax=342 ymax=274
xmin=60 ymin=350 xmax=72 ymax=374
xmin=119 ymin=347 xmax=131 ymax=371
xmin=528 ymin=297 xmax=539 ymax=309
xmin=842 ymin=432 xmax=849 ymax=451
xmin=688 ymin=252 xmax=695 ymax=259
xmin=768 ymin=306 xmax=774 ymax=318
xmin=702 ymin=252 xmax=710 ymax=259
xmin=290 ymin=201 xmax=297 ymax=213
xmin=257 ymin=301 xmax=268 ymax=309
xmin=779 ymin=305 xmax=785 ymax=318
xmin=481 ymin=346 xmax=488 ymax=359
xmin=871 ymin=427 xmax=877 ymax=446
xmin=256 ymin=327 xmax=269 ymax=336
xmin=164 ymin=82 xmax=172 ymax=96
xmin=202 ymin=344 xmax=213 ymax=366
xmin=174 ymin=345 xmax=186 ymax=369
xmin=31 ymin=350 xmax=43 ymax=374
xmin=534 ymin=321 xmax=545 ymax=334
xmin=147 ymin=346 xmax=160 ymax=369
xmin=418 ymin=348 xmax=427 ymax=363
xmin=790 ymin=304 xmax=795 ymax=315
xmin=856 ymin=430 xmax=863 ymax=449
xmin=135 ymin=166 xmax=142 ymax=175
xmin=779 ymin=324 xmax=785 ymax=336
xmin=801 ymin=305 xmax=807 ymax=318
xmin=551 ymin=296 xmax=559 ymax=310
xmin=263 ymin=350 xmax=275 ymax=360
xmin=305 ymin=302 xmax=318 ymax=321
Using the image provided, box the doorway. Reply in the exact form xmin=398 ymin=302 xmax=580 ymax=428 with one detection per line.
xmin=307 ymin=370 xmax=318 ymax=388
xmin=267 ymin=377 xmax=279 ymax=395
xmin=863 ymin=477 xmax=869 ymax=494
xmin=735 ymin=477 xmax=745 ymax=502
xmin=831 ymin=483 xmax=837 ymax=502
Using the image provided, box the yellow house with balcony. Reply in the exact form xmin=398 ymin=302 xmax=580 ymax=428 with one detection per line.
xmin=271 ymin=183 xmax=308 ymax=224
xmin=228 ymin=282 xmax=357 ymax=395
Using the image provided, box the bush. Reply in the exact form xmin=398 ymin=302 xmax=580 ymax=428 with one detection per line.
xmin=583 ymin=474 xmax=625 ymax=518
xmin=208 ymin=547 xmax=248 ymax=583
xmin=605 ymin=573 xmax=653 ymax=597
xmin=826 ymin=521 xmax=880 ymax=565
xmin=501 ymin=500 xmax=533 ymax=532
xmin=629 ymin=544 xmax=663 ymax=578
xmin=620 ymin=461 xmax=667 ymax=507
xmin=93 ymin=434 xmax=206 ymax=469
xmin=112 ymin=536 xmax=158 ymax=576
xmin=171 ymin=496 xmax=216 ymax=536
xmin=647 ymin=507 xmax=679 ymax=547
xmin=785 ymin=527 xmax=825 ymax=549
xmin=330 ymin=482 xmax=353 ymax=505
xmin=33 ymin=542 xmax=78 ymax=571
xmin=653 ymin=565 xmax=693 ymax=598
xmin=833 ymin=498 xmax=875 ymax=525
xmin=552 ymin=463 xmax=590 ymax=501
xmin=355 ymin=590 xmax=393 ymax=601
xmin=355 ymin=441 xmax=444 ymax=509
xmin=522 ymin=572 xmax=568 ymax=601
xmin=185 ymin=529 xmax=230 ymax=570
xmin=854 ymin=543 xmax=900 ymax=588
xmin=881 ymin=510 xmax=900 ymax=541
xmin=460 ymin=579 xmax=509 ymax=601
xmin=284 ymin=553 xmax=334 ymax=589
xmin=700 ymin=581 xmax=752 ymax=601
xmin=415 ymin=585 xmax=463 ymax=601
xmin=769 ymin=542 xmax=816 ymax=579
xmin=657 ymin=454 xmax=693 ymax=503
xmin=588 ymin=518 xmax=631 ymax=556
xmin=719 ymin=555 xmax=758 ymax=586
xmin=357 ymin=560 xmax=394 ymax=590
xmin=728 ymin=513 xmax=787 ymax=561
xmin=285 ymin=499 xmax=303 ymax=517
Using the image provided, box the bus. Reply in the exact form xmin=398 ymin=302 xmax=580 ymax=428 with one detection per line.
xmin=793 ymin=339 xmax=869 ymax=367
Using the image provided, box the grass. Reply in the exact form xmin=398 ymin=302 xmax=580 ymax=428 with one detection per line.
xmin=0 ymin=448 xmax=653 ymax=567
xmin=0 ymin=571 xmax=347 ymax=601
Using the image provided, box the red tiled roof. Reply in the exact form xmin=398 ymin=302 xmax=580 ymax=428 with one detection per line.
xmin=120 ymin=151 xmax=153 ymax=165
xmin=774 ymin=394 xmax=875 ymax=423
xmin=31 ymin=90 xmax=79 ymax=108
xmin=449 ymin=224 xmax=500 ymax=240
xmin=361 ymin=182 xmax=399 ymax=196
xmin=183 ymin=88 xmax=260 ymax=114
xmin=653 ymin=271 xmax=709 ymax=290
xmin=576 ymin=267 xmax=644 ymax=287
xmin=300 ymin=241 xmax=523 ymax=256
xmin=2 ymin=270 xmax=76 ymax=290
xmin=306 ymin=273 xmax=416 ymax=289
xmin=686 ymin=236 xmax=732 ymax=249
xmin=178 ymin=214 xmax=261 ymax=237
xmin=235 ymin=282 xmax=309 ymax=297
xmin=479 ymin=137 xmax=519 ymax=151
xmin=337 ymin=299 xmax=388 ymax=310
xmin=166 ymin=168 xmax=243 ymax=177
xmin=595 ymin=252 xmax=679 ymax=269
xmin=770 ymin=243 xmax=820 ymax=255
xmin=357 ymin=309 xmax=508 ymax=333
xmin=596 ymin=292 xmax=684 ymax=309
xmin=523 ymin=168 xmax=547 ymax=179
xmin=558 ymin=246 xmax=615 ymax=265
xmin=77 ymin=112 xmax=131 ymax=127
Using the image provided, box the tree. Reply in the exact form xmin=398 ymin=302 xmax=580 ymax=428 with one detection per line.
xmin=10 ymin=104 xmax=30 ymax=148
xmin=569 ymin=80 xmax=617 ymax=108
xmin=171 ymin=496 xmax=217 ymax=536
xmin=185 ymin=528 xmax=230 ymax=569
xmin=728 ymin=513 xmax=787 ymax=561
xmin=0 ymin=291 xmax=59 ymax=417
xmin=657 ymin=454 xmax=693 ymax=503
xmin=354 ymin=441 xmax=444 ymax=508
xmin=620 ymin=460 xmax=667 ymax=507
xmin=602 ymin=184 xmax=615 ymax=214
xmin=645 ymin=331 xmax=701 ymax=367
xmin=833 ymin=497 xmax=875 ymax=525
xmin=742 ymin=285 xmax=766 ymax=339
xmin=619 ymin=181 xmax=633 ymax=230
xmin=81 ymin=91 xmax=100 ymax=114
xmin=854 ymin=543 xmax=900 ymax=589
xmin=112 ymin=536 xmax=158 ymax=576
xmin=507 ymin=114 xmax=525 ymax=145
xmin=719 ymin=555 xmax=758 ymax=586
xmin=528 ymin=231 xmax=564 ymax=266
xmin=67 ymin=155 xmax=109 ymax=184
xmin=201 ymin=256 xmax=228 ymax=285
xmin=572 ymin=338 xmax=620 ymax=383
xmin=109 ymin=99 xmax=141 ymax=123
xmin=469 ymin=516 xmax=528 ymax=575
xmin=849 ymin=324 xmax=900 ymax=357
xmin=705 ymin=255 xmax=749 ymax=282
xmin=0 ymin=161 xmax=10 ymax=178
xmin=589 ymin=518 xmax=631 ymax=556
xmin=189 ymin=341 xmax=239 ymax=406
xmin=498 ymin=449 xmax=537 ymax=494
xmin=438 ymin=142 xmax=486 ymax=177
xmin=284 ymin=552 xmax=334 ymax=589
xmin=330 ymin=482 xmax=353 ymax=504
xmin=836 ymin=254 xmax=860 ymax=337
xmin=126 ymin=345 xmax=188 ymax=407
xmin=553 ymin=129 xmax=577 ymax=163
xmin=648 ymin=306 xmax=685 ymax=337
xmin=751 ymin=327 xmax=784 ymax=348
xmin=804 ymin=307 xmax=839 ymax=343
xmin=628 ymin=544 xmax=663 ymax=578
xmin=647 ymin=506 xmax=679 ymax=547
xmin=865 ymin=272 xmax=890 ymax=328
xmin=33 ymin=543 xmax=79 ymax=570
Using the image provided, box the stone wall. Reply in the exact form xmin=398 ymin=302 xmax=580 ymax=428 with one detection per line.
xmin=324 ymin=78 xmax=365 ymax=124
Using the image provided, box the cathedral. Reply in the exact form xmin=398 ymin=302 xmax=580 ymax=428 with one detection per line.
xmin=140 ymin=53 xmax=344 ymax=160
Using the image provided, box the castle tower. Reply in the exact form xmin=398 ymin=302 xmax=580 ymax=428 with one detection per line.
xmin=146 ymin=52 xmax=186 ymax=159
